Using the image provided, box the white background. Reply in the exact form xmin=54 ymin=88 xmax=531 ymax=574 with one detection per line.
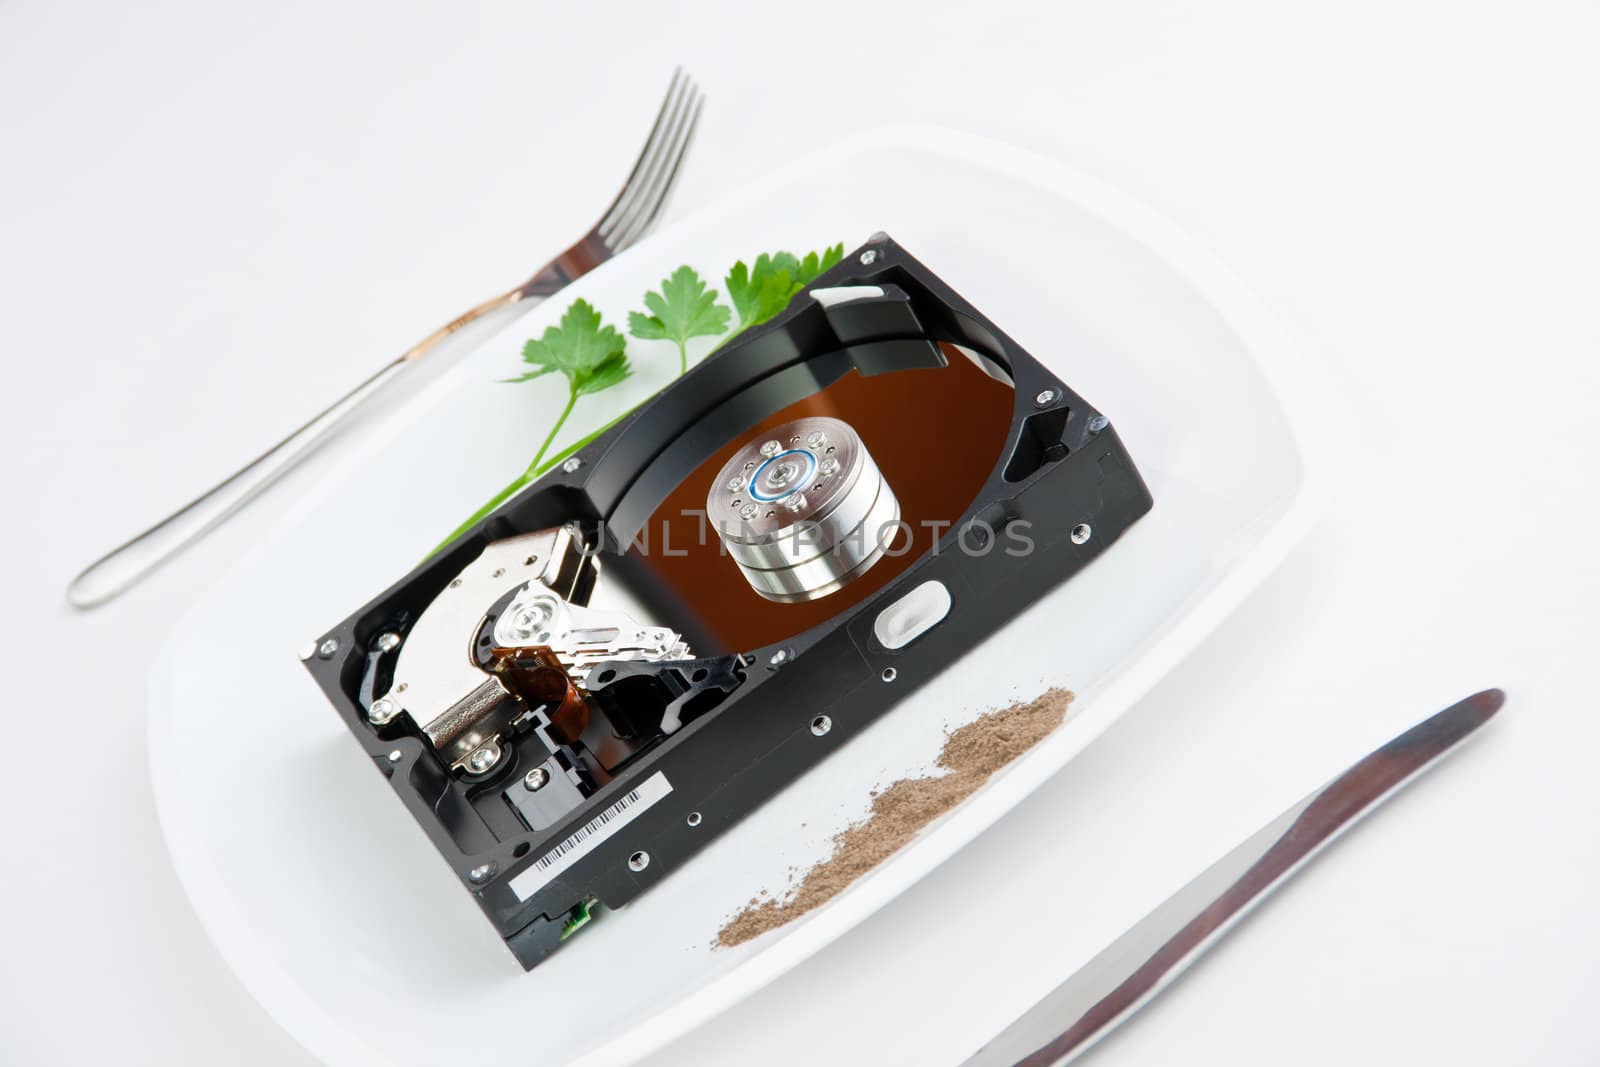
xmin=2 ymin=2 xmax=1597 ymax=1065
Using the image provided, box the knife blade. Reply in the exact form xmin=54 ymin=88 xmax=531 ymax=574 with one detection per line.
xmin=962 ymin=688 xmax=1505 ymax=1067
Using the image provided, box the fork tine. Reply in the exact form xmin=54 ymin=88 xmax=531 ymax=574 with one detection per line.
xmin=608 ymin=92 xmax=702 ymax=252
xmin=592 ymin=68 xmax=684 ymax=227
xmin=630 ymin=92 xmax=702 ymax=241
xmin=604 ymin=80 xmax=701 ymax=248
xmin=598 ymin=69 xmax=691 ymax=235
xmin=600 ymin=74 xmax=697 ymax=244
xmin=596 ymin=75 xmax=681 ymax=237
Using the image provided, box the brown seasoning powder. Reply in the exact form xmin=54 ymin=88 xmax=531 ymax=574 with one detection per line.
xmin=715 ymin=687 xmax=1074 ymax=948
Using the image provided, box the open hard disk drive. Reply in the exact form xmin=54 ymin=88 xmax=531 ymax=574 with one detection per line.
xmin=303 ymin=235 xmax=1153 ymax=969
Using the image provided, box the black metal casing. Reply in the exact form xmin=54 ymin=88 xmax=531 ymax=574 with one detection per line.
xmin=303 ymin=236 xmax=1153 ymax=968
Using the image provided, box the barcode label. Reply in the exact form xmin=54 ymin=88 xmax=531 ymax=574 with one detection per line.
xmin=509 ymin=771 xmax=673 ymax=900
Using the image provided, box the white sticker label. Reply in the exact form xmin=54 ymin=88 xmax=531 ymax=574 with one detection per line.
xmin=509 ymin=771 xmax=673 ymax=900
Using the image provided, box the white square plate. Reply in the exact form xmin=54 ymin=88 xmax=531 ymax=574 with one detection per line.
xmin=148 ymin=126 xmax=1338 ymax=1067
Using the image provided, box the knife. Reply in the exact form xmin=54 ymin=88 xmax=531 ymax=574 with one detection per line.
xmin=963 ymin=688 xmax=1505 ymax=1067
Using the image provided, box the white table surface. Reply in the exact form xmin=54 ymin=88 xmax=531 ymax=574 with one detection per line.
xmin=3 ymin=2 xmax=1596 ymax=1064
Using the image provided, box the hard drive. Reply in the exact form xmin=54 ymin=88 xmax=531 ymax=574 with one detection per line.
xmin=302 ymin=234 xmax=1153 ymax=969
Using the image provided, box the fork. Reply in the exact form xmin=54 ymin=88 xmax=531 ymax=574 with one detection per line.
xmin=66 ymin=70 xmax=704 ymax=609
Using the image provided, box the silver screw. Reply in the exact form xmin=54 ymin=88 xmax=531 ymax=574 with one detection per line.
xmin=561 ymin=456 xmax=583 ymax=474
xmin=806 ymin=430 xmax=827 ymax=448
xmin=505 ymin=598 xmax=555 ymax=640
xmin=881 ymin=667 xmax=898 ymax=683
xmin=1034 ymin=388 xmax=1058 ymax=408
xmin=1071 ymin=523 xmax=1092 ymax=545
xmin=782 ymin=493 xmax=808 ymax=513
xmin=628 ymin=851 xmax=650 ymax=872
xmin=860 ymin=249 xmax=878 ymax=265
xmin=759 ymin=439 xmax=781 ymax=457
xmin=317 ymin=637 xmax=339 ymax=659
xmin=468 ymin=863 xmax=496 ymax=884
xmin=375 ymin=632 xmax=401 ymax=653
xmin=811 ymin=715 xmax=832 ymax=736
xmin=297 ymin=641 xmax=318 ymax=662
xmin=726 ymin=475 xmax=746 ymax=492
xmin=524 ymin=767 xmax=549 ymax=792
xmin=1088 ymin=414 xmax=1109 ymax=433
xmin=686 ymin=812 xmax=703 ymax=827
xmin=767 ymin=460 xmax=800 ymax=488
xmin=819 ymin=456 xmax=839 ymax=476
xmin=769 ymin=648 xmax=789 ymax=668
xmin=386 ymin=749 xmax=403 ymax=763
xmin=465 ymin=745 xmax=500 ymax=775
xmin=740 ymin=503 xmax=759 ymax=520
xmin=368 ymin=697 xmax=398 ymax=724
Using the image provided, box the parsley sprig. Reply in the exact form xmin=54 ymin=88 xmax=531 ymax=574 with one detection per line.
xmin=724 ymin=244 xmax=844 ymax=332
xmin=433 ymin=299 xmax=628 ymax=549
xmin=503 ymin=298 xmax=631 ymax=473
xmin=435 ymin=242 xmax=844 ymax=553
xmin=628 ymin=266 xmax=731 ymax=374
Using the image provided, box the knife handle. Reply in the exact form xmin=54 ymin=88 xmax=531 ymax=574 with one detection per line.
xmin=968 ymin=688 xmax=1505 ymax=1067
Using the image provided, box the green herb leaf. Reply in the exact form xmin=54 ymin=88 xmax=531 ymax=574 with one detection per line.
xmin=725 ymin=255 xmax=795 ymax=330
xmin=506 ymin=298 xmax=629 ymax=393
xmin=724 ymin=244 xmax=846 ymax=331
xmin=436 ymin=242 xmax=842 ymax=558
xmin=794 ymin=243 xmax=844 ymax=286
xmin=503 ymin=297 xmax=631 ymax=478
xmin=628 ymin=266 xmax=731 ymax=373
xmin=574 ymin=352 xmax=631 ymax=396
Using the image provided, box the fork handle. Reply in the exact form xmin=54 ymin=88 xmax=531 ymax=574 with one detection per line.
xmin=66 ymin=283 xmax=545 ymax=608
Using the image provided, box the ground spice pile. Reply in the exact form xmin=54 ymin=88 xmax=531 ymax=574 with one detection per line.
xmin=715 ymin=687 xmax=1074 ymax=948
